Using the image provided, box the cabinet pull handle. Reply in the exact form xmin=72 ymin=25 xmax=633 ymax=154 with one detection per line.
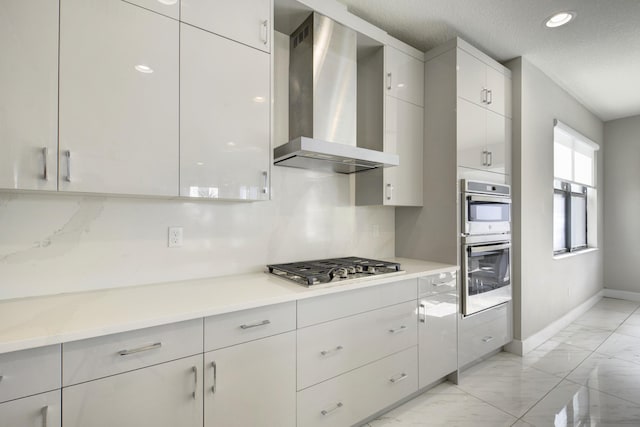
xmin=261 ymin=20 xmax=269 ymax=45
xmin=385 ymin=183 xmax=393 ymax=201
xmin=118 ymin=342 xmax=162 ymax=356
xmin=191 ymin=366 xmax=198 ymax=399
xmin=240 ymin=319 xmax=271 ymax=329
xmin=64 ymin=150 xmax=72 ymax=182
xmin=481 ymin=150 xmax=488 ymax=166
xmin=487 ymin=89 xmax=493 ymax=105
xmin=389 ymin=325 xmax=408 ymax=334
xmin=262 ymin=171 xmax=268 ymax=194
xmin=41 ymin=147 xmax=49 ymax=181
xmin=320 ymin=345 xmax=343 ymax=356
xmin=321 ymin=402 xmax=343 ymax=416
xmin=419 ymin=303 xmax=426 ymax=323
xmin=482 ymin=336 xmax=494 ymax=343
xmin=386 ymin=72 xmax=392 ymax=90
xmin=211 ymin=361 xmax=217 ymax=393
xmin=41 ymin=405 xmax=49 ymax=427
xmin=481 ymin=88 xmax=487 ymax=103
xmin=487 ymin=151 xmax=493 ymax=167
xmin=389 ymin=373 xmax=408 ymax=384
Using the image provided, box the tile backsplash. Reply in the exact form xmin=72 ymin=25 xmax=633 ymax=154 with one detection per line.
xmin=0 ymin=167 xmax=394 ymax=300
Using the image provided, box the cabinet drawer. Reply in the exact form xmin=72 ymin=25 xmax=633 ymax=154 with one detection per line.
xmin=297 ymin=278 xmax=417 ymax=328
xmin=0 ymin=345 xmax=60 ymax=403
xmin=205 ymin=301 xmax=296 ymax=351
xmin=297 ymin=346 xmax=418 ymax=427
xmin=0 ymin=390 xmax=61 ymax=427
xmin=63 ymin=319 xmax=202 ymax=386
xmin=418 ymin=270 xmax=457 ymax=297
xmin=459 ymin=303 xmax=511 ymax=368
xmin=297 ymin=300 xmax=417 ymax=390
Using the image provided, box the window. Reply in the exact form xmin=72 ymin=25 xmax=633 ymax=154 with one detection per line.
xmin=553 ymin=120 xmax=599 ymax=255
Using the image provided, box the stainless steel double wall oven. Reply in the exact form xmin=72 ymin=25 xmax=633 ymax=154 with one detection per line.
xmin=461 ymin=180 xmax=512 ymax=316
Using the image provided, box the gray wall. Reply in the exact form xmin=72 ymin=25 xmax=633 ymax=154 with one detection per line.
xmin=506 ymin=57 xmax=604 ymax=341
xmin=603 ymin=115 xmax=640 ymax=293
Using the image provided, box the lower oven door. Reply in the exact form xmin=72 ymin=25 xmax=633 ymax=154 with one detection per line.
xmin=462 ymin=240 xmax=512 ymax=316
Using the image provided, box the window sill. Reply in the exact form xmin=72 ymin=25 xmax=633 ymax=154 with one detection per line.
xmin=553 ymin=247 xmax=599 ymax=260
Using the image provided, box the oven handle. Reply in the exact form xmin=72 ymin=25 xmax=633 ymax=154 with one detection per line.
xmin=467 ymin=194 xmax=511 ymax=204
xmin=469 ymin=242 xmax=511 ymax=254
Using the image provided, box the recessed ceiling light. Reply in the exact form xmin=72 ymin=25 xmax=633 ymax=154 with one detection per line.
xmin=134 ymin=64 xmax=154 ymax=74
xmin=544 ymin=11 xmax=576 ymax=28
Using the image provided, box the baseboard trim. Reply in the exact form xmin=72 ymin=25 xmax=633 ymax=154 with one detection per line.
xmin=603 ymin=288 xmax=640 ymax=302
xmin=505 ymin=290 xmax=604 ymax=355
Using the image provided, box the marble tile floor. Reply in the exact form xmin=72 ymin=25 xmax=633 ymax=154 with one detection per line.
xmin=366 ymin=297 xmax=640 ymax=426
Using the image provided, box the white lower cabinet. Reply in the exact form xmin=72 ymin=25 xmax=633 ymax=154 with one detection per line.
xmin=203 ymin=332 xmax=295 ymax=427
xmin=62 ymin=354 xmax=203 ymax=427
xmin=459 ymin=302 xmax=512 ymax=368
xmin=297 ymin=346 xmax=418 ymax=427
xmin=0 ymin=390 xmax=61 ymax=427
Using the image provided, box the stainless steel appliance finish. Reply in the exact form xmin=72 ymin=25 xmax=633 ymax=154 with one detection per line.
xmin=274 ymin=12 xmax=399 ymax=174
xmin=461 ymin=235 xmax=512 ymax=316
xmin=461 ymin=179 xmax=511 ymax=236
xmin=267 ymin=257 xmax=402 ymax=287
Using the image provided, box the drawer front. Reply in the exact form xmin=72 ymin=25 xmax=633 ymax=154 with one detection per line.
xmin=0 ymin=345 xmax=61 ymax=403
xmin=0 ymin=390 xmax=61 ymax=427
xmin=204 ymin=301 xmax=296 ymax=351
xmin=297 ymin=346 xmax=418 ymax=427
xmin=297 ymin=300 xmax=417 ymax=390
xmin=418 ymin=271 xmax=457 ymax=297
xmin=297 ymin=278 xmax=417 ymax=328
xmin=63 ymin=319 xmax=203 ymax=386
xmin=459 ymin=303 xmax=511 ymax=368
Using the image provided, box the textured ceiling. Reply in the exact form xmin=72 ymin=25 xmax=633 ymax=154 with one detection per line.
xmin=336 ymin=0 xmax=640 ymax=122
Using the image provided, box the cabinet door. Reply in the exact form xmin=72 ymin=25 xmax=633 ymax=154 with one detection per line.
xmin=457 ymin=98 xmax=486 ymax=170
xmin=457 ymin=48 xmax=486 ymax=107
xmin=0 ymin=390 xmax=60 ymax=427
xmin=204 ymin=332 xmax=295 ymax=427
xmin=384 ymin=96 xmax=423 ymax=206
xmin=180 ymin=24 xmax=270 ymax=200
xmin=181 ymin=0 xmax=271 ymax=53
xmin=385 ymin=46 xmax=424 ymax=106
xmin=485 ymin=110 xmax=507 ymax=174
xmin=59 ymin=0 xmax=179 ymax=196
xmin=63 ymin=355 xmax=203 ymax=427
xmin=0 ymin=0 xmax=58 ymax=191
xmin=418 ymin=292 xmax=458 ymax=389
xmin=485 ymin=65 xmax=507 ymax=116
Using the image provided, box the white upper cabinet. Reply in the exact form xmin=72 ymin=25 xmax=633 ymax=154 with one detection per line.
xmin=0 ymin=0 xmax=58 ymax=191
xmin=385 ymin=46 xmax=424 ymax=106
xmin=59 ymin=0 xmax=179 ymax=196
xmin=457 ymin=48 xmax=510 ymax=117
xmin=181 ymin=0 xmax=272 ymax=53
xmin=180 ymin=24 xmax=270 ymax=200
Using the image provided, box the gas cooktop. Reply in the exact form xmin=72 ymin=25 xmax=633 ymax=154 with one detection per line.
xmin=267 ymin=257 xmax=403 ymax=287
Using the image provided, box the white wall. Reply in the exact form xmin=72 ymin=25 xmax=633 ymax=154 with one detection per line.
xmin=0 ymin=31 xmax=395 ymax=301
xmin=603 ymin=115 xmax=640 ymax=294
xmin=507 ymin=57 xmax=604 ymax=341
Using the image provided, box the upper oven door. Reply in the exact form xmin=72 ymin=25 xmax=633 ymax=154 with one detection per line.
xmin=462 ymin=241 xmax=512 ymax=316
xmin=463 ymin=194 xmax=511 ymax=235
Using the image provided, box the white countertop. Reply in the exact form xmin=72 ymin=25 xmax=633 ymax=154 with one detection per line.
xmin=0 ymin=258 xmax=456 ymax=354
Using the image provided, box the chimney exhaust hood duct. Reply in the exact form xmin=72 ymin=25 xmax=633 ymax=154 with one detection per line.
xmin=274 ymin=12 xmax=399 ymax=174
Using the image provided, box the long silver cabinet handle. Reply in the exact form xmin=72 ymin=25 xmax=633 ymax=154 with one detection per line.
xmin=321 ymin=402 xmax=343 ymax=416
xmin=64 ymin=150 xmax=71 ymax=182
xmin=419 ymin=303 xmax=426 ymax=323
xmin=386 ymin=72 xmax=392 ymax=90
xmin=481 ymin=88 xmax=487 ymax=103
xmin=386 ymin=183 xmax=393 ymax=201
xmin=211 ymin=361 xmax=217 ymax=393
xmin=42 ymin=147 xmax=48 ymax=181
xmin=240 ymin=319 xmax=271 ymax=329
xmin=262 ymin=171 xmax=268 ymax=194
xmin=261 ymin=20 xmax=269 ymax=45
xmin=41 ymin=405 xmax=49 ymax=427
xmin=487 ymin=89 xmax=493 ymax=105
xmin=389 ymin=373 xmax=408 ymax=384
xmin=191 ymin=366 xmax=198 ymax=399
xmin=118 ymin=342 xmax=162 ymax=356
xmin=320 ymin=345 xmax=343 ymax=356
xmin=481 ymin=150 xmax=488 ymax=166
xmin=487 ymin=151 xmax=493 ymax=167
xmin=389 ymin=325 xmax=408 ymax=334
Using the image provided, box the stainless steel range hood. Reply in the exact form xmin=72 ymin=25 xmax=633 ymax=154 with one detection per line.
xmin=274 ymin=12 xmax=399 ymax=174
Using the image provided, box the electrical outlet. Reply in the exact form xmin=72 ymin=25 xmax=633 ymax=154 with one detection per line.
xmin=168 ymin=227 xmax=183 ymax=248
